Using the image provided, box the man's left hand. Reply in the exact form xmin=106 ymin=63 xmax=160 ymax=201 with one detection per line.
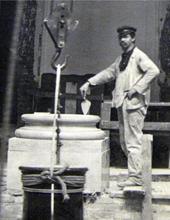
xmin=127 ymin=88 xmax=137 ymax=100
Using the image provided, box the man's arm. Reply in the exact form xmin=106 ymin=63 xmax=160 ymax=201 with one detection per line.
xmin=80 ymin=62 xmax=116 ymax=99
xmin=88 ymin=62 xmax=116 ymax=86
xmin=133 ymin=52 xmax=160 ymax=95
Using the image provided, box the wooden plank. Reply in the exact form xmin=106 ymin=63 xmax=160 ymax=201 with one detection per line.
xmin=149 ymin=102 xmax=170 ymax=107
xmin=100 ymin=101 xmax=112 ymax=137
xmin=65 ymin=82 xmax=77 ymax=114
xmin=101 ymin=100 xmax=170 ymax=107
xmin=123 ymin=186 xmax=145 ymax=198
xmin=152 ymin=182 xmax=170 ymax=199
xmin=76 ymin=78 xmax=86 ymax=114
xmin=100 ymin=101 xmax=112 ymax=121
xmin=141 ymin=134 xmax=153 ymax=220
xmin=100 ymin=121 xmax=170 ymax=133
xmin=89 ymin=85 xmax=104 ymax=115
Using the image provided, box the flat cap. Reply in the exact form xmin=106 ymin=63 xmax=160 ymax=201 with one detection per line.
xmin=117 ymin=25 xmax=137 ymax=36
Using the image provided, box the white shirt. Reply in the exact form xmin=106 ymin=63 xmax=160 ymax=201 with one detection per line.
xmin=88 ymin=47 xmax=160 ymax=109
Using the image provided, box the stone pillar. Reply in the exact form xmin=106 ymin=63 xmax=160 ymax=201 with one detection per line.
xmin=7 ymin=113 xmax=110 ymax=194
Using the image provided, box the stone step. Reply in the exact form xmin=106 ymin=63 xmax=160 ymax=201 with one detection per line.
xmin=84 ymin=193 xmax=170 ymax=220
xmin=84 ymin=195 xmax=141 ymax=220
xmin=0 ymin=198 xmax=22 ymax=220
xmin=84 ymin=173 xmax=170 ymax=220
xmin=110 ymin=167 xmax=170 ymax=182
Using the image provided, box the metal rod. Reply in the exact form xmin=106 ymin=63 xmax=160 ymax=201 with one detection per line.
xmin=44 ymin=18 xmax=58 ymax=48
xmin=50 ymin=64 xmax=62 ymax=219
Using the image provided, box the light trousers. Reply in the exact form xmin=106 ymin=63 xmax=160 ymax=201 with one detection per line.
xmin=117 ymin=101 xmax=146 ymax=183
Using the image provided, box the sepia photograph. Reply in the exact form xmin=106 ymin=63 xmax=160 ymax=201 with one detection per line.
xmin=0 ymin=0 xmax=170 ymax=219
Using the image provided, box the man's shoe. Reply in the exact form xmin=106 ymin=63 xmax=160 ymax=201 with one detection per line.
xmin=117 ymin=178 xmax=142 ymax=188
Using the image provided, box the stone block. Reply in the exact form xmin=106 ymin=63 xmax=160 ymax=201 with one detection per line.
xmin=60 ymin=138 xmax=110 ymax=192
xmin=7 ymin=137 xmax=52 ymax=193
xmin=7 ymin=136 xmax=110 ymax=193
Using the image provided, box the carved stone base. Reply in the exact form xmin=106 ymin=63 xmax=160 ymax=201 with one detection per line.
xmin=7 ymin=113 xmax=110 ymax=194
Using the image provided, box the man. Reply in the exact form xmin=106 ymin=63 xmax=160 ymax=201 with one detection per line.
xmin=80 ymin=26 xmax=160 ymax=188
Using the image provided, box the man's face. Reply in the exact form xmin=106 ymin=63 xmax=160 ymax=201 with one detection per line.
xmin=118 ymin=34 xmax=135 ymax=51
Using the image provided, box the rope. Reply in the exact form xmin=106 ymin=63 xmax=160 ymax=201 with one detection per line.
xmin=22 ymin=175 xmax=85 ymax=187
xmin=21 ymin=169 xmax=86 ymax=201
xmin=50 ymin=64 xmax=61 ymax=219
xmin=23 ymin=187 xmax=83 ymax=194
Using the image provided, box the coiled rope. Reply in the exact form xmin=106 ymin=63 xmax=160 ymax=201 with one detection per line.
xmin=21 ymin=168 xmax=86 ymax=202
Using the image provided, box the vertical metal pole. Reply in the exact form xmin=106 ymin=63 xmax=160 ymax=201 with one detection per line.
xmin=50 ymin=64 xmax=61 ymax=220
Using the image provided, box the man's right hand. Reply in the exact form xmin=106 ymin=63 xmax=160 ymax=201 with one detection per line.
xmin=80 ymin=82 xmax=90 ymax=100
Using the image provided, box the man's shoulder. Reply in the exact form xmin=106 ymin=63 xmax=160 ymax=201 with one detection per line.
xmin=133 ymin=47 xmax=149 ymax=60
xmin=134 ymin=47 xmax=146 ymax=55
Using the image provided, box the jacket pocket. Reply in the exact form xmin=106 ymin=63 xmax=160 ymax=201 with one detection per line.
xmin=126 ymin=93 xmax=145 ymax=110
